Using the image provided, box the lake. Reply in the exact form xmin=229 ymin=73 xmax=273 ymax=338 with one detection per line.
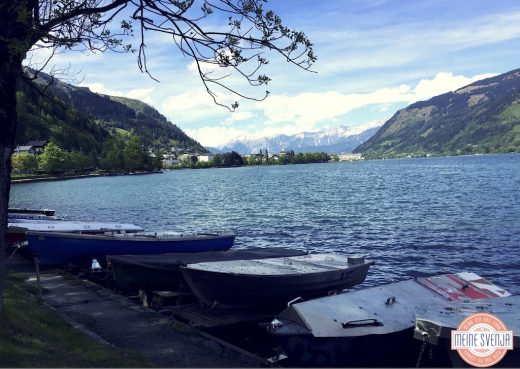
xmin=9 ymin=154 xmax=520 ymax=293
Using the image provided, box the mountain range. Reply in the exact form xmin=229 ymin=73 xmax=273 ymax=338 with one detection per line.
xmin=211 ymin=122 xmax=383 ymax=155
xmin=355 ymin=68 xmax=520 ymax=157
xmin=15 ymin=67 xmax=520 ymax=160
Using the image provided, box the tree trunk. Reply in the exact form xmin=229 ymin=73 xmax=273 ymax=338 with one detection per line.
xmin=0 ymin=67 xmax=20 ymax=314
xmin=0 ymin=68 xmax=19 ymax=314
xmin=0 ymin=0 xmax=32 ymax=314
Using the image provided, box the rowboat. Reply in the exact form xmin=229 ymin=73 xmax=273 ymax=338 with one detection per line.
xmin=108 ymin=247 xmax=308 ymax=293
xmin=8 ymin=207 xmax=59 ymax=221
xmin=9 ymin=219 xmax=142 ymax=233
xmin=8 ymin=213 xmax=61 ymax=221
xmin=26 ymin=230 xmax=235 ymax=266
xmin=414 ymin=294 xmax=520 ymax=367
xmin=267 ymin=272 xmax=511 ymax=367
xmin=7 ymin=220 xmax=143 ymax=246
xmin=180 ymin=253 xmax=374 ymax=310
xmin=8 ymin=207 xmax=55 ymax=216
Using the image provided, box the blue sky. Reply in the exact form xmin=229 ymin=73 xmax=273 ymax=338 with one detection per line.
xmin=26 ymin=0 xmax=520 ymax=147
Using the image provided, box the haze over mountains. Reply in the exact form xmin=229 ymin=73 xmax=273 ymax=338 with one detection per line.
xmin=210 ymin=122 xmax=383 ymax=155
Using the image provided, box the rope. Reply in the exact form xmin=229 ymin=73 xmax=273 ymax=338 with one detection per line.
xmin=415 ymin=333 xmax=429 ymax=367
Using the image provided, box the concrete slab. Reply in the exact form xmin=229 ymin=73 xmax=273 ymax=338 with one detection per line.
xmin=9 ymin=256 xmax=263 ymax=368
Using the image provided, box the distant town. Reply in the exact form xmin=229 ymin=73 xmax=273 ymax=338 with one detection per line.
xmin=12 ymin=140 xmax=365 ymax=179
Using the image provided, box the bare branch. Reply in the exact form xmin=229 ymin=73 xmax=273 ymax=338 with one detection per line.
xmin=41 ymin=0 xmax=129 ymax=34
xmin=24 ymin=0 xmax=316 ymax=110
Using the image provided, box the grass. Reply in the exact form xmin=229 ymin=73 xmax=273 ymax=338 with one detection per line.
xmin=0 ymin=274 xmax=153 ymax=368
xmin=10 ymin=173 xmax=53 ymax=180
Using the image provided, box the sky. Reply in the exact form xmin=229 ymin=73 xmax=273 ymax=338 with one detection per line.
xmin=25 ymin=0 xmax=520 ymax=148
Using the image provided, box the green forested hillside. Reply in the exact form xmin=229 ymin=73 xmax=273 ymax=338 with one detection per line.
xmin=16 ymin=79 xmax=109 ymax=156
xmin=17 ymin=70 xmax=206 ymax=153
xmin=354 ymin=68 xmax=520 ymax=157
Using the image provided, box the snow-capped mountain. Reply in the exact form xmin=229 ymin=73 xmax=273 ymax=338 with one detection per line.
xmin=211 ymin=121 xmax=384 ymax=155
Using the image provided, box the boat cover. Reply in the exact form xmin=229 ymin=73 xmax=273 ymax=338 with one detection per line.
xmin=416 ymin=272 xmax=511 ymax=300
xmin=184 ymin=253 xmax=372 ymax=276
xmin=415 ymin=294 xmax=520 ymax=346
xmin=107 ymin=247 xmax=307 ymax=271
xmin=275 ymin=273 xmax=510 ymax=338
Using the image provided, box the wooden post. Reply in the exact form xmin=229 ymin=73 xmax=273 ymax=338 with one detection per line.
xmin=33 ymin=256 xmax=43 ymax=303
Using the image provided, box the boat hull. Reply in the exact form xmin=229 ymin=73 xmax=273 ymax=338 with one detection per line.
xmin=181 ymin=259 xmax=373 ymax=309
xmin=272 ymin=327 xmax=439 ymax=367
xmin=108 ymin=247 xmax=307 ymax=293
xmin=26 ymin=231 xmax=235 ymax=266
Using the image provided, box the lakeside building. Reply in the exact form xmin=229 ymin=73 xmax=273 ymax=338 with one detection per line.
xmin=14 ymin=145 xmax=37 ymax=155
xmin=162 ymin=155 xmax=180 ymax=167
xmin=178 ymin=153 xmax=196 ymax=162
xmin=14 ymin=140 xmax=48 ymax=155
xmin=338 ymin=153 xmax=364 ymax=161
xmin=197 ymin=154 xmax=215 ymax=163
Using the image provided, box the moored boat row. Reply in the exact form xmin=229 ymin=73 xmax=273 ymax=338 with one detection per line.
xmin=6 ymin=207 xmax=519 ymax=367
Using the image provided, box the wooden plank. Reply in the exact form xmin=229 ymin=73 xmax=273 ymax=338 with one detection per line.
xmin=149 ymin=290 xmax=194 ymax=307
xmin=165 ymin=303 xmax=274 ymax=328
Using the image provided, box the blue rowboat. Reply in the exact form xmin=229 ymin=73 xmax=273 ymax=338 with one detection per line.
xmin=26 ymin=230 xmax=235 ymax=266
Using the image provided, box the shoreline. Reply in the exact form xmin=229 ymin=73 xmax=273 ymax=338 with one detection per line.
xmin=11 ymin=170 xmax=163 ymax=184
xmin=11 ymin=152 xmax=518 ymax=185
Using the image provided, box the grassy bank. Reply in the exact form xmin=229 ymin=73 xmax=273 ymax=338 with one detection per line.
xmin=0 ymin=273 xmax=153 ymax=368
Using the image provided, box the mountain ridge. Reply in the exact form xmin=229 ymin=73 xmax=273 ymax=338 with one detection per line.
xmin=19 ymin=69 xmax=206 ymax=153
xmin=354 ymin=68 xmax=520 ymax=157
xmin=213 ymin=122 xmax=383 ymax=155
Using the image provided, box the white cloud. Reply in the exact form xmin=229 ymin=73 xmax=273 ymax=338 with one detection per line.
xmin=160 ymin=89 xmax=242 ymax=124
xmin=185 ymin=126 xmax=247 ymax=147
xmin=125 ymin=88 xmax=155 ymax=105
xmin=188 ymin=71 xmax=497 ymax=147
xmin=256 ymin=71 xmax=496 ymax=128
xmin=78 ymin=83 xmax=155 ymax=105
xmin=225 ymin=111 xmax=254 ymax=122
xmin=314 ymin=11 xmax=520 ymax=75
xmin=257 ymin=85 xmax=412 ymax=128
xmin=79 ymin=82 xmax=123 ymax=96
xmin=412 ymin=72 xmax=496 ymax=101
xmin=187 ymin=60 xmax=221 ymax=75
xmin=161 ymin=91 xmax=216 ymax=113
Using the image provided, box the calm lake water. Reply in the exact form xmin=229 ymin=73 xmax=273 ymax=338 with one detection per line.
xmin=9 ymin=154 xmax=520 ymax=293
